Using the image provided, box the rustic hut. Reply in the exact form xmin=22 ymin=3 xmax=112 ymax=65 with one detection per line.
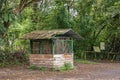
xmin=21 ymin=29 xmax=81 ymax=69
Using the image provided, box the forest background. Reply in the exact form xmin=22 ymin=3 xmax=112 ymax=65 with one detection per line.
xmin=0 ymin=0 xmax=119 ymax=65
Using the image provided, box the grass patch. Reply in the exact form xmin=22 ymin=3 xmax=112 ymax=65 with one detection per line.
xmin=59 ymin=63 xmax=74 ymax=71
xmin=75 ymin=59 xmax=97 ymax=64
xmin=28 ymin=65 xmax=48 ymax=71
xmin=0 ymin=61 xmax=23 ymax=67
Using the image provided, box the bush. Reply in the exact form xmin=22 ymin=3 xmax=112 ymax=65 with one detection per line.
xmin=0 ymin=48 xmax=29 ymax=66
xmin=12 ymin=50 xmax=29 ymax=64
xmin=74 ymin=50 xmax=85 ymax=59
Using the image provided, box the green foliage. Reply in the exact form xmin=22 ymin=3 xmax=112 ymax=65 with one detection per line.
xmin=28 ymin=65 xmax=39 ymax=70
xmin=0 ymin=0 xmax=17 ymax=46
xmin=73 ymin=0 xmax=120 ymax=60
xmin=0 ymin=0 xmax=119 ymax=62
xmin=28 ymin=65 xmax=48 ymax=71
xmin=59 ymin=63 xmax=73 ymax=71
xmin=0 ymin=48 xmax=29 ymax=67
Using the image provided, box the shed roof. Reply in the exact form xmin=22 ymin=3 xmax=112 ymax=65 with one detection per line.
xmin=21 ymin=29 xmax=82 ymax=40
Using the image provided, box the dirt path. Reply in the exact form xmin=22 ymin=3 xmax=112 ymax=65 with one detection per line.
xmin=0 ymin=63 xmax=120 ymax=80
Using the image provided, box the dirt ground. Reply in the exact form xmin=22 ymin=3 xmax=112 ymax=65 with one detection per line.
xmin=0 ymin=62 xmax=120 ymax=80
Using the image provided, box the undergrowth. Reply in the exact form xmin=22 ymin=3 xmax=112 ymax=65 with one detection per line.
xmin=75 ymin=59 xmax=97 ymax=64
xmin=59 ymin=63 xmax=73 ymax=71
xmin=0 ymin=48 xmax=29 ymax=67
xmin=28 ymin=65 xmax=48 ymax=71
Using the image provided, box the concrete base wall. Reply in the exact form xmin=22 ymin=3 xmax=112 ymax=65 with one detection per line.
xmin=53 ymin=54 xmax=73 ymax=69
xmin=64 ymin=54 xmax=74 ymax=68
xmin=29 ymin=54 xmax=73 ymax=69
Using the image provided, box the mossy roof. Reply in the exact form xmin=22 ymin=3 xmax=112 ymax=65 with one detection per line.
xmin=21 ymin=29 xmax=82 ymax=40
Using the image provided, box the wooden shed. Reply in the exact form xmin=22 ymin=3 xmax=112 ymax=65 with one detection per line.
xmin=21 ymin=29 xmax=81 ymax=69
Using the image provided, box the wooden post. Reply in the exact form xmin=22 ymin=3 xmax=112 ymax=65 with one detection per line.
xmin=62 ymin=40 xmax=64 ymax=54
xmin=39 ymin=40 xmax=42 ymax=54
xmin=30 ymin=40 xmax=33 ymax=54
xmin=71 ymin=40 xmax=74 ymax=53
xmin=52 ymin=40 xmax=55 ymax=55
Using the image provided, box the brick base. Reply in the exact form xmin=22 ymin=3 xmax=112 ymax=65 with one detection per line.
xmin=29 ymin=54 xmax=73 ymax=69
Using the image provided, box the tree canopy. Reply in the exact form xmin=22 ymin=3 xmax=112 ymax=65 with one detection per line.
xmin=0 ymin=0 xmax=120 ymax=57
